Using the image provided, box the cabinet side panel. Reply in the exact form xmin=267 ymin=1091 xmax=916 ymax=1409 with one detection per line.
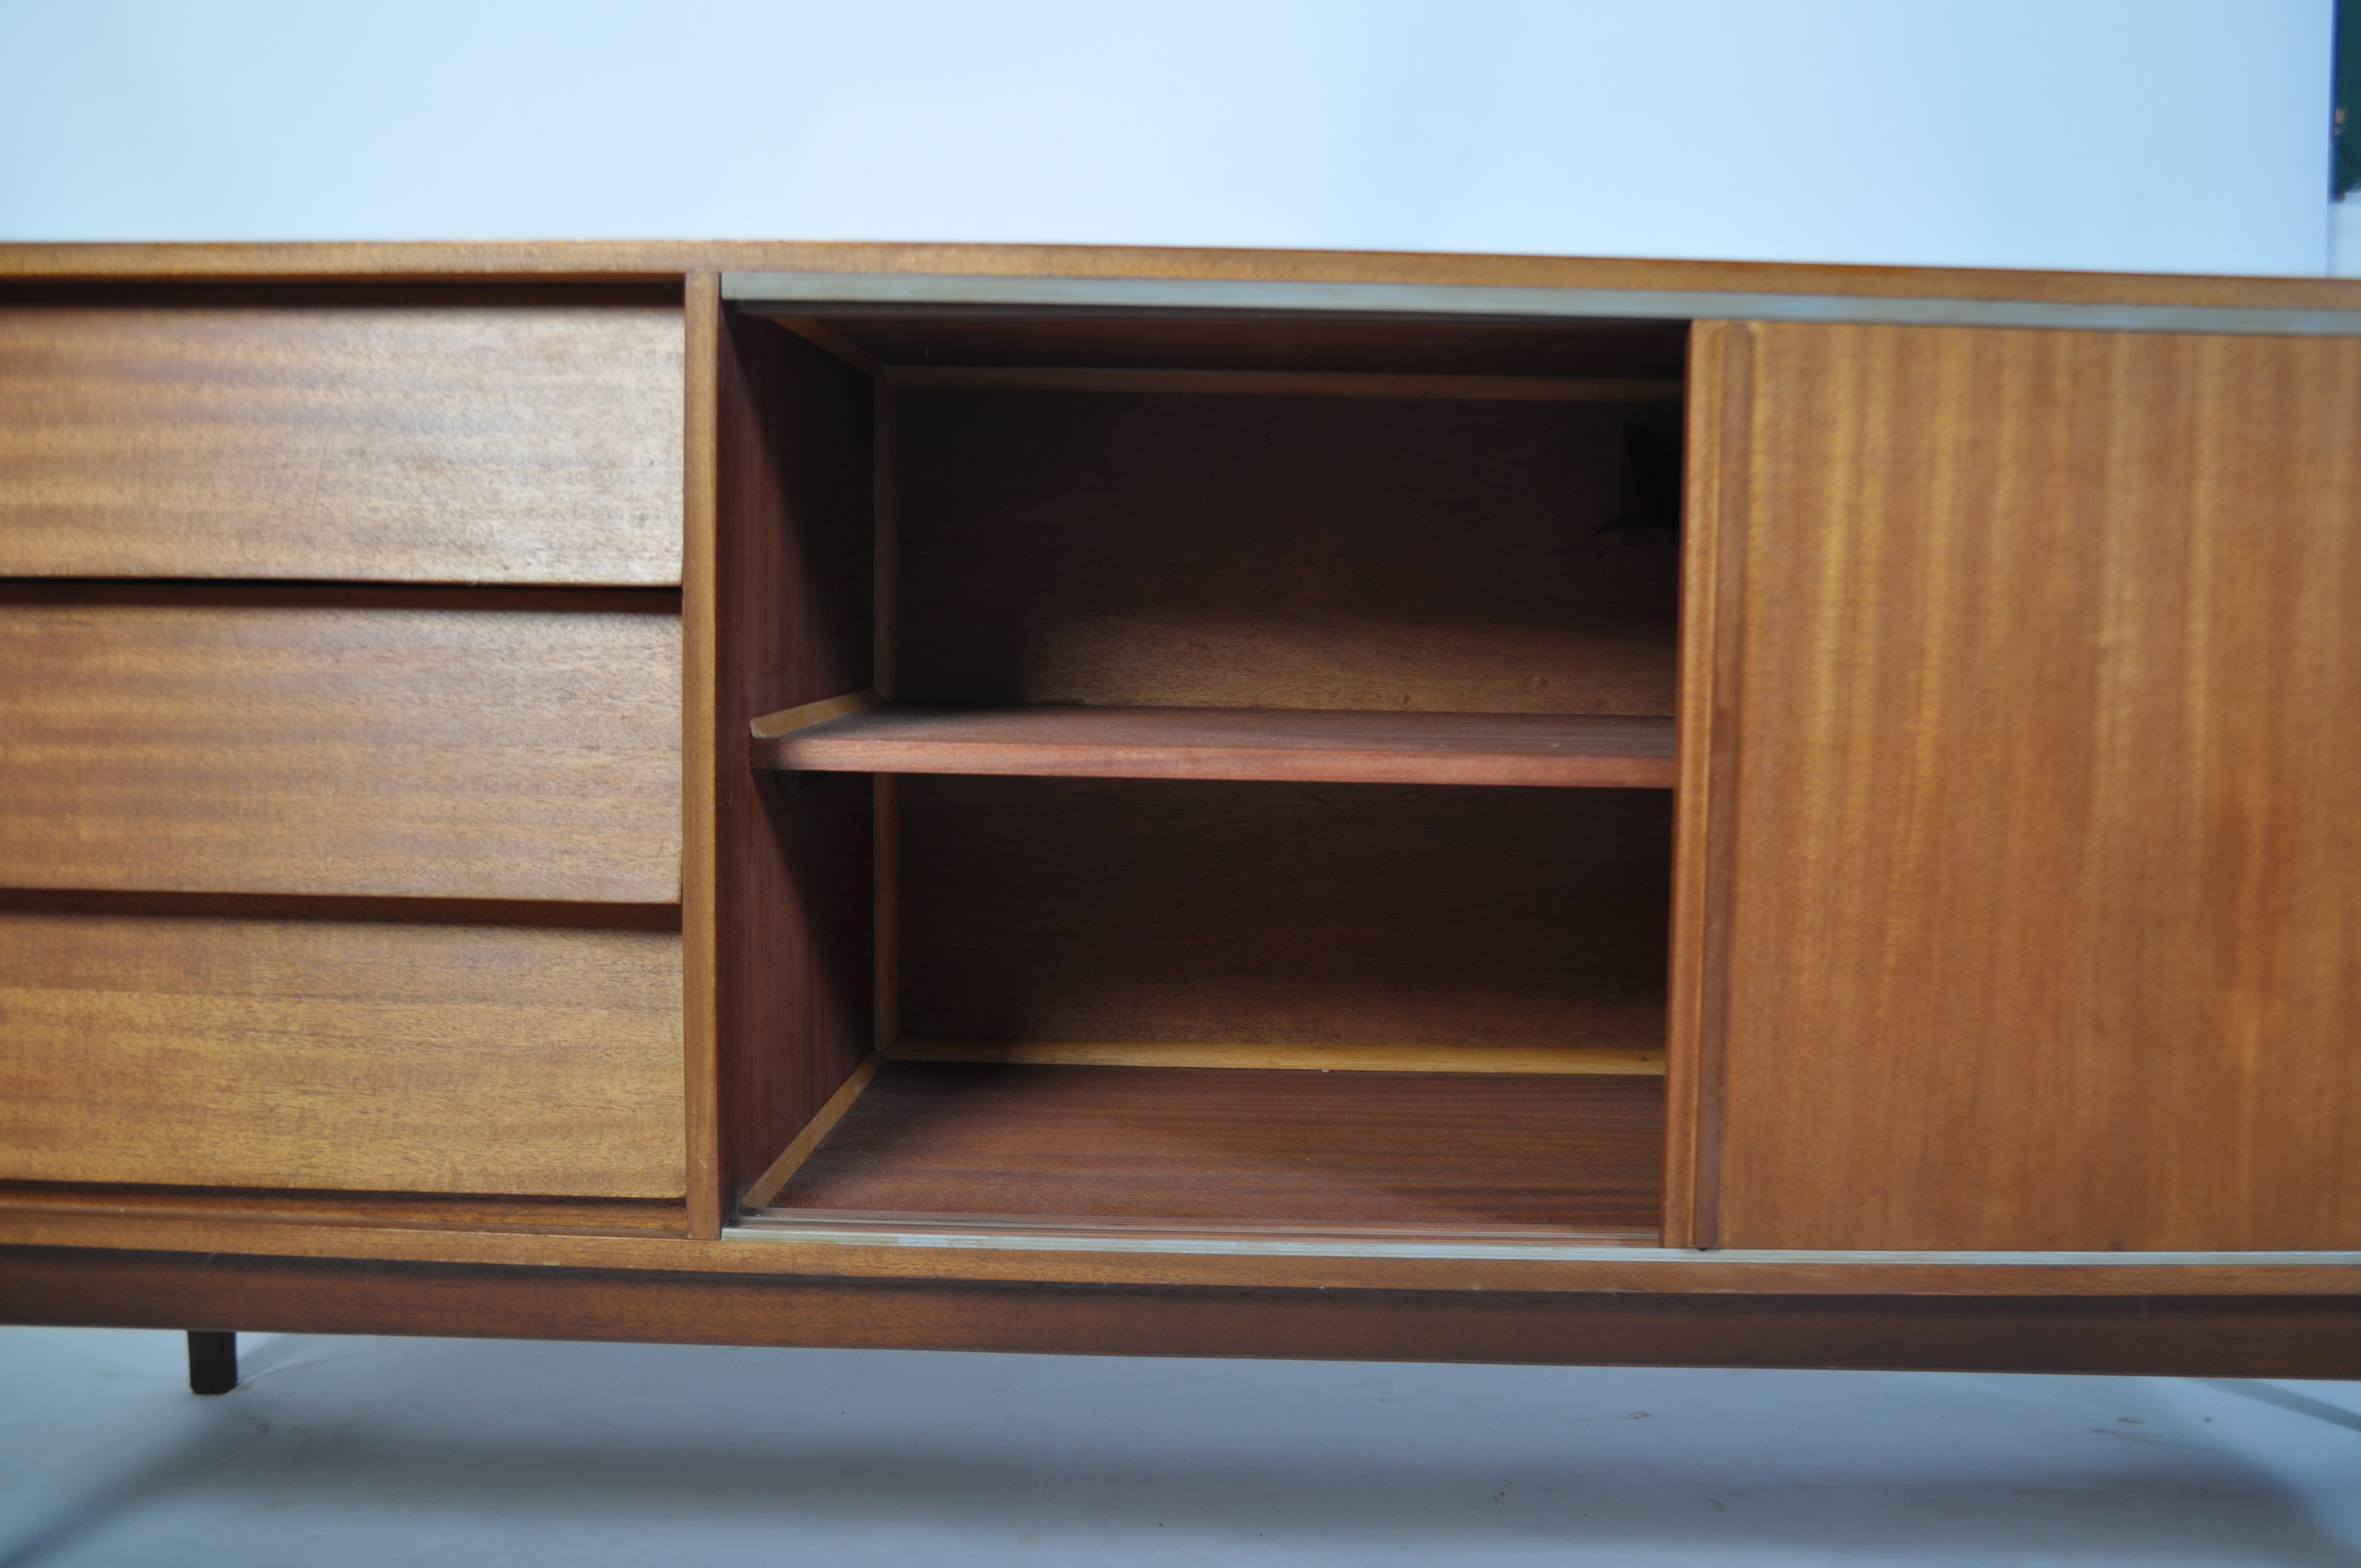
xmin=0 ymin=288 xmax=684 ymax=585
xmin=0 ymin=906 xmax=686 ymax=1196
xmin=0 ymin=591 xmax=683 ymax=903
xmin=1718 ymin=324 xmax=2361 ymax=1251
xmin=714 ymin=315 xmax=875 ymax=1212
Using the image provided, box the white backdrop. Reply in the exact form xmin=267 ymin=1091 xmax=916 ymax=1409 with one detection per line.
xmin=0 ymin=0 xmax=2333 ymax=275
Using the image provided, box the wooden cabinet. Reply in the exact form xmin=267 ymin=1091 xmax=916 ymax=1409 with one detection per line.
xmin=2 ymin=246 xmax=2356 ymax=1376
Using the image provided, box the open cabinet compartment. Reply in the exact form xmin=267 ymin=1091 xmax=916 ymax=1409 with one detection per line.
xmin=715 ymin=301 xmax=1688 ymax=1242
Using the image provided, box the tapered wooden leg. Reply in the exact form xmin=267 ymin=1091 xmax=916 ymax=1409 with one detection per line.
xmin=187 ymin=1331 xmax=237 ymax=1395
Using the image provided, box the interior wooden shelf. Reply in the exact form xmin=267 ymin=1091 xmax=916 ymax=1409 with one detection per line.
xmin=751 ymin=1060 xmax=1666 ymax=1235
xmin=753 ymin=703 xmax=1678 ymax=787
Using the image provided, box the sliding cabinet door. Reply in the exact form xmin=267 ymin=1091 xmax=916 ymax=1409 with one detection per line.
xmin=1672 ymin=321 xmax=2361 ymax=1251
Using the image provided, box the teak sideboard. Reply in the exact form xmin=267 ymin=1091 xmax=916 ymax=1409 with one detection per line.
xmin=3 ymin=243 xmax=2358 ymax=1379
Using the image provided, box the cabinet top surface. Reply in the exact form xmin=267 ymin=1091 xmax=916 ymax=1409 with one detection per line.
xmin=4 ymin=239 xmax=2361 ymax=318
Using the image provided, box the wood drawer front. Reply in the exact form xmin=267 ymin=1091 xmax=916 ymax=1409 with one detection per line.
xmin=0 ymin=905 xmax=684 ymax=1196
xmin=0 ymin=289 xmax=682 ymax=584
xmin=0 ymin=591 xmax=682 ymax=902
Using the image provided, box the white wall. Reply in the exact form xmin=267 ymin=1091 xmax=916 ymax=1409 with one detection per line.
xmin=0 ymin=0 xmax=2333 ymax=275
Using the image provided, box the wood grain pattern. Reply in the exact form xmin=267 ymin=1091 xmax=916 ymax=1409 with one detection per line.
xmin=740 ymin=1052 xmax=884 ymax=1210
xmin=0 ymin=904 xmax=684 ymax=1196
xmin=712 ymin=309 xmax=875 ymax=1211
xmin=1704 ymin=323 xmax=2361 ymax=1251
xmin=765 ymin=1061 xmax=1664 ymax=1232
xmin=901 ymin=777 xmax=1672 ymax=1053
xmin=760 ymin=705 xmax=1677 ymax=787
xmin=13 ymin=239 xmax=2361 ymax=317
xmin=12 ymin=1246 xmax=2360 ymax=1374
xmin=748 ymin=689 xmax=879 ymax=739
xmin=681 ymin=274 xmax=725 ymax=1237
xmin=0 ymin=1184 xmax=685 ymax=1236
xmin=896 ymin=390 xmax=1682 ymax=714
xmin=1661 ymin=322 xmax=1738 ymax=1248
xmin=1666 ymin=320 xmax=1751 ymax=1250
xmin=2 ymin=1197 xmax=2357 ymax=1299
xmin=0 ymin=586 xmax=682 ymax=902
xmin=0 ymin=287 xmax=683 ymax=583
xmin=14 ymin=244 xmax=2356 ymax=1342
xmin=888 ymin=1040 xmax=1664 ymax=1075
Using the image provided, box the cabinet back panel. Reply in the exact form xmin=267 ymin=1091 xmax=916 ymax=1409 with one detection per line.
xmin=0 ymin=900 xmax=684 ymax=1196
xmin=900 ymin=777 xmax=1671 ymax=1052
xmin=0 ymin=587 xmax=682 ymax=903
xmin=896 ymin=391 xmax=1680 ymax=714
xmin=1699 ymin=323 xmax=2361 ymax=1251
xmin=0 ymin=286 xmax=684 ymax=585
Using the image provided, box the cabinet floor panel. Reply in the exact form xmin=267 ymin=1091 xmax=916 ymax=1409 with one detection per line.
xmin=762 ymin=1062 xmax=1663 ymax=1234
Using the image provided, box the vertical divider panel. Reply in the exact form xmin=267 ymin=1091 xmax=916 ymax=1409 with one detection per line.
xmin=682 ymin=273 xmax=723 ymax=1238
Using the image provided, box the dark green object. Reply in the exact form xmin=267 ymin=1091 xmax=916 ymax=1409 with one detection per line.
xmin=2338 ymin=0 xmax=2361 ymax=195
